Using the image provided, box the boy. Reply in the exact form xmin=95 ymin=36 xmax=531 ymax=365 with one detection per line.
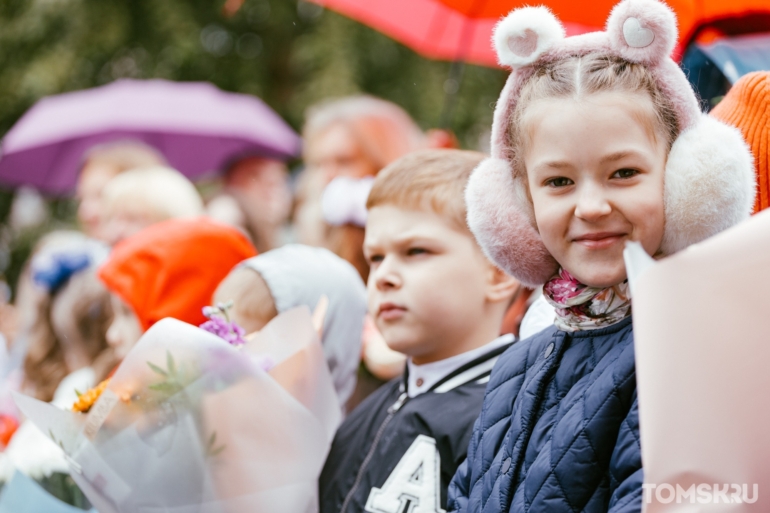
xmin=319 ymin=149 xmax=521 ymax=513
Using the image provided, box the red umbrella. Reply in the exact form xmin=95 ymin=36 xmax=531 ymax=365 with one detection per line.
xmin=310 ymin=0 xmax=770 ymax=67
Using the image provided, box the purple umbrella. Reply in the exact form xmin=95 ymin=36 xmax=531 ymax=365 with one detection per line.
xmin=0 ymin=79 xmax=301 ymax=195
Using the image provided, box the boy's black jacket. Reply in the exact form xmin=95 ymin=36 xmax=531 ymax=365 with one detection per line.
xmin=319 ymin=341 xmax=513 ymax=513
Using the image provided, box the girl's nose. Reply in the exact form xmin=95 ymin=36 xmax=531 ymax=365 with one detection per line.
xmin=373 ymin=256 xmax=402 ymax=291
xmin=574 ymin=182 xmax=612 ymax=221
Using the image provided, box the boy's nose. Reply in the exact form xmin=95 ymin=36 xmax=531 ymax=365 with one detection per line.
xmin=373 ymin=256 xmax=402 ymax=291
xmin=574 ymin=183 xmax=612 ymax=221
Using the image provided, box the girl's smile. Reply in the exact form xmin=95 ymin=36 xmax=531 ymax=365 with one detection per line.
xmin=524 ymin=92 xmax=668 ymax=288
xmin=570 ymin=231 xmax=628 ymax=249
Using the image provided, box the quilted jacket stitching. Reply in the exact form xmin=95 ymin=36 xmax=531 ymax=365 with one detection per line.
xmin=521 ymin=368 xmax=635 ymax=510
xmin=498 ymin=339 xmax=567 ymax=511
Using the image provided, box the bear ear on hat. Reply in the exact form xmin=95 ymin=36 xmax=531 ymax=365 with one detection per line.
xmin=607 ymin=0 xmax=678 ymax=65
xmin=494 ymin=6 xmax=565 ymax=69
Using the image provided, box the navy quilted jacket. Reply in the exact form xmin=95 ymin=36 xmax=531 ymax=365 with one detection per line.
xmin=448 ymin=316 xmax=642 ymax=513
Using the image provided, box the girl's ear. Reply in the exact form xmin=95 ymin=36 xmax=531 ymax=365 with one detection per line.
xmin=494 ymin=6 xmax=565 ymax=69
xmin=606 ymin=0 xmax=678 ymax=65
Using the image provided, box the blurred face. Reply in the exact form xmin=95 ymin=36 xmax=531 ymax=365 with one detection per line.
xmin=227 ymin=158 xmax=292 ymax=227
xmin=305 ymin=123 xmax=378 ymax=184
xmin=106 ymin=294 xmax=143 ymax=360
xmin=77 ymin=164 xmax=117 ymax=238
xmin=524 ymin=93 xmax=667 ymax=288
xmin=364 ymin=205 xmax=494 ymax=364
xmin=101 ymin=204 xmax=157 ymax=246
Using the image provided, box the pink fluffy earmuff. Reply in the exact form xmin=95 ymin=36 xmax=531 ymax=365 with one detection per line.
xmin=466 ymin=0 xmax=755 ymax=287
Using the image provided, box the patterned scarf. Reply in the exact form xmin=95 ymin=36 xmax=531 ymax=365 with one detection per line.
xmin=543 ymin=268 xmax=631 ymax=332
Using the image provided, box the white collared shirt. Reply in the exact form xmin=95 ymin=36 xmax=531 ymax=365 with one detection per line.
xmin=405 ymin=334 xmax=515 ymax=398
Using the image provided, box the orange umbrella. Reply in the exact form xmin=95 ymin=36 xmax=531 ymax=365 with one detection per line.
xmin=310 ymin=0 xmax=770 ymax=66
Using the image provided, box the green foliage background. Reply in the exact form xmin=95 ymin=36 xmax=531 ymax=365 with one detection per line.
xmin=0 ymin=0 xmax=507 ymax=146
xmin=0 ymin=0 xmax=508 ymax=292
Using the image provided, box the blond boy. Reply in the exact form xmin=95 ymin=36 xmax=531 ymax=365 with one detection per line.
xmin=319 ymin=149 xmax=520 ymax=513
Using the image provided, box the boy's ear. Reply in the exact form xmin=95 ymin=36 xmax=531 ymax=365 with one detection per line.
xmin=486 ymin=264 xmax=521 ymax=303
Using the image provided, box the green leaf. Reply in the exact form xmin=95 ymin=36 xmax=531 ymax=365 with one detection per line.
xmin=208 ymin=431 xmax=217 ymax=448
xmin=148 ymin=382 xmax=179 ymax=393
xmin=166 ymin=351 xmax=176 ymax=377
xmin=209 ymin=445 xmax=226 ymax=457
xmin=147 ymin=361 xmax=168 ymax=377
xmin=74 ymin=389 xmax=82 ymax=398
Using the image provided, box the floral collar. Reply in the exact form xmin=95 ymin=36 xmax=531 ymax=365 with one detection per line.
xmin=543 ymin=268 xmax=631 ymax=332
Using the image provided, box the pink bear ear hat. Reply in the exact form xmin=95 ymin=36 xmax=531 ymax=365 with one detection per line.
xmin=467 ymin=0 xmax=756 ymax=287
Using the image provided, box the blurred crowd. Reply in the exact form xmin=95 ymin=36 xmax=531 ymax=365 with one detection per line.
xmin=0 ymin=93 xmax=511 ymax=424
xmin=0 ymin=9 xmax=766 ymax=505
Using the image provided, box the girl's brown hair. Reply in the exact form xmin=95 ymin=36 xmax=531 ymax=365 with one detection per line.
xmin=20 ymin=236 xmax=114 ymax=402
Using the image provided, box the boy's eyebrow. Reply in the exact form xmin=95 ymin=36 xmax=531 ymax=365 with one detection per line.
xmin=391 ymin=232 xmax=441 ymax=245
xmin=365 ymin=233 xmax=439 ymax=250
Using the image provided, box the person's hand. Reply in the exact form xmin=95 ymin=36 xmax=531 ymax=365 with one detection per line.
xmin=361 ymin=315 xmax=405 ymax=381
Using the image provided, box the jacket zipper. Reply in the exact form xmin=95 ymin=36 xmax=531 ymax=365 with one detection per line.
xmin=339 ymin=391 xmax=409 ymax=513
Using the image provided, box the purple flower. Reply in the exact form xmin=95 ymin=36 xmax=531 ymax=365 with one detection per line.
xmin=200 ymin=317 xmax=248 ymax=346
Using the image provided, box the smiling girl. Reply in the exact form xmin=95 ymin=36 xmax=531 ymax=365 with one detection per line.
xmin=447 ymin=0 xmax=754 ymax=512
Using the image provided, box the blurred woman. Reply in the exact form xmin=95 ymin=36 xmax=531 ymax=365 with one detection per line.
xmin=212 ymin=157 xmax=293 ymax=253
xmin=297 ymin=96 xmax=426 ymax=281
xmin=76 ymin=140 xmax=166 ymax=240
xmin=100 ymin=166 xmax=204 ymax=246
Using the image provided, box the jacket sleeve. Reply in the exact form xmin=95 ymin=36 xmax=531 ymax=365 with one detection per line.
xmin=608 ymin=392 xmax=643 ymax=513
xmin=446 ymin=415 xmax=480 ymax=513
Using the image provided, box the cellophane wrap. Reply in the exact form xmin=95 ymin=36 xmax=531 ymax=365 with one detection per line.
xmin=15 ymin=306 xmax=341 ymax=513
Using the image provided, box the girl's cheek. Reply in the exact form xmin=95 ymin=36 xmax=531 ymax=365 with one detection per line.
xmin=532 ymin=195 xmax=567 ymax=241
xmin=626 ymin=191 xmax=665 ymax=252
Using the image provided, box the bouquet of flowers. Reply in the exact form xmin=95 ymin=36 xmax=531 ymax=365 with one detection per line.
xmin=13 ymin=304 xmax=341 ymax=513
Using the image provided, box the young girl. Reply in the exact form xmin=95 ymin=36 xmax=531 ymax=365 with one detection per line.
xmin=98 ymin=218 xmax=256 ymax=360
xmin=20 ymin=232 xmax=113 ymax=402
xmin=448 ymin=1 xmax=754 ymax=512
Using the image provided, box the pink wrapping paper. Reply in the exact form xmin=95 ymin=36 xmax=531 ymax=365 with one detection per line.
xmin=627 ymin=209 xmax=770 ymax=512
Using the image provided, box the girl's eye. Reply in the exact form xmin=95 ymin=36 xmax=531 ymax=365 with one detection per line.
xmin=406 ymin=247 xmax=427 ymax=257
xmin=544 ymin=177 xmax=573 ymax=188
xmin=612 ymin=168 xmax=639 ymax=179
xmin=367 ymin=254 xmax=384 ymax=264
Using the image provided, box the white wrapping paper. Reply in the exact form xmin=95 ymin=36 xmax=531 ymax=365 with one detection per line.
xmin=14 ymin=306 xmax=341 ymax=513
